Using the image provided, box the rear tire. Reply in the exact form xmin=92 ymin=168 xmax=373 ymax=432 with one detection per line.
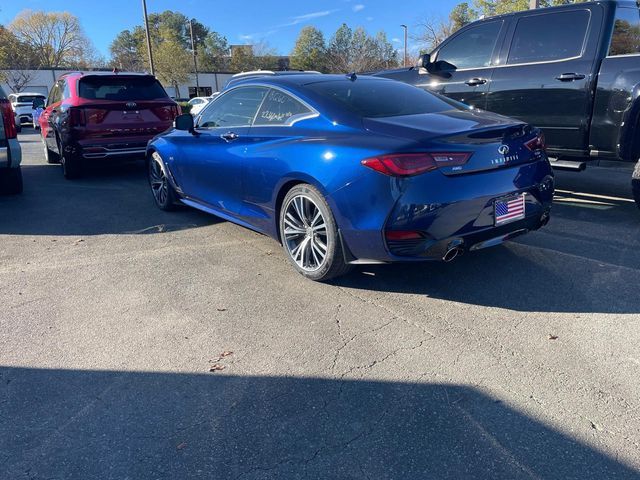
xmin=148 ymin=151 xmax=179 ymax=210
xmin=633 ymin=158 xmax=640 ymax=210
xmin=61 ymin=146 xmax=83 ymax=179
xmin=43 ymin=138 xmax=60 ymax=164
xmin=279 ymin=184 xmax=351 ymax=281
xmin=0 ymin=167 xmax=23 ymax=195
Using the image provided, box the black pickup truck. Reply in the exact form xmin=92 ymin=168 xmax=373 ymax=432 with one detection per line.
xmin=375 ymin=0 xmax=640 ymax=208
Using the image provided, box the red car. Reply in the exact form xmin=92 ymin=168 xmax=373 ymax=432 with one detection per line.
xmin=40 ymin=71 xmax=179 ymax=179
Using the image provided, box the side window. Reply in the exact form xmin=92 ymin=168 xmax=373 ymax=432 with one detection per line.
xmin=507 ymin=10 xmax=590 ymax=64
xmin=198 ymin=87 xmax=267 ymax=129
xmin=48 ymin=83 xmax=62 ymax=106
xmin=254 ymin=89 xmax=313 ymax=126
xmin=61 ymin=80 xmax=71 ymax=100
xmin=609 ymin=8 xmax=640 ymax=56
xmin=436 ymin=21 xmax=502 ymax=69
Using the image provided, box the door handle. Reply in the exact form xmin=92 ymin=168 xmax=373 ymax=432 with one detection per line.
xmin=220 ymin=131 xmax=239 ymax=142
xmin=555 ymin=73 xmax=586 ymax=82
xmin=465 ymin=78 xmax=487 ymax=86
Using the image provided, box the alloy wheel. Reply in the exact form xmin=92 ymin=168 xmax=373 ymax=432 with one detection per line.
xmin=149 ymin=153 xmax=169 ymax=206
xmin=283 ymin=195 xmax=328 ymax=271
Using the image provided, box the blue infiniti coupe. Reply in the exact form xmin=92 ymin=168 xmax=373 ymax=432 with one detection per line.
xmin=147 ymin=73 xmax=553 ymax=281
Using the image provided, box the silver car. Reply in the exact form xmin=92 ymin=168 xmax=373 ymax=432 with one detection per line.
xmin=0 ymin=86 xmax=23 ymax=194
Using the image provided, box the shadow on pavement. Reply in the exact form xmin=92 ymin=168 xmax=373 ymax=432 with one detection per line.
xmin=1 ymin=367 xmax=638 ymax=479
xmin=0 ymin=162 xmax=218 ymax=236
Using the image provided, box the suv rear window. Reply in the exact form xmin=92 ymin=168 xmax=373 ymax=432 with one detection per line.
xmin=78 ymin=76 xmax=168 ymax=101
xmin=507 ymin=10 xmax=590 ymax=64
xmin=305 ymin=79 xmax=463 ymax=118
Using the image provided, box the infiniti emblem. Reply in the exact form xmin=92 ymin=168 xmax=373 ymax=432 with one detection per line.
xmin=126 ymin=102 xmax=137 ymax=109
xmin=498 ymin=145 xmax=510 ymax=155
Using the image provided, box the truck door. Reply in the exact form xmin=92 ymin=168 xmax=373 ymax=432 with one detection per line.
xmin=486 ymin=6 xmax=603 ymax=154
xmin=421 ymin=19 xmax=506 ymax=110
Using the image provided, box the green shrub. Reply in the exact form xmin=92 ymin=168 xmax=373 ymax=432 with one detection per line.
xmin=178 ymin=102 xmax=192 ymax=114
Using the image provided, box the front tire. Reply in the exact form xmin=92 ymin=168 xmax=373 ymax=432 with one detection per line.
xmin=279 ymin=184 xmax=351 ymax=281
xmin=148 ymin=151 xmax=178 ymax=210
xmin=633 ymin=159 xmax=640 ymax=210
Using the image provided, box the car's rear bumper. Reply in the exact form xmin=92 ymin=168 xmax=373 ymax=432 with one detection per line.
xmin=67 ymin=137 xmax=154 ymax=160
xmin=330 ymin=159 xmax=554 ymax=263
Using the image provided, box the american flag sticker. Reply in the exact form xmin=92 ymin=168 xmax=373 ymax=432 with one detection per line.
xmin=495 ymin=194 xmax=526 ymax=225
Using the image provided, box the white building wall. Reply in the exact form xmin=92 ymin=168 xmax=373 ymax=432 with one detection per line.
xmin=1 ymin=69 xmax=235 ymax=98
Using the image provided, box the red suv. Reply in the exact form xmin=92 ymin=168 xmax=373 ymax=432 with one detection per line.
xmin=40 ymin=71 xmax=179 ymax=179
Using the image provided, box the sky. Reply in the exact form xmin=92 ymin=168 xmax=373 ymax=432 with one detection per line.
xmin=0 ymin=0 xmax=461 ymax=58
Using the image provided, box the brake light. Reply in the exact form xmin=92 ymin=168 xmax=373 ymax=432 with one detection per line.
xmin=68 ymin=107 xmax=86 ymax=127
xmin=85 ymin=108 xmax=107 ymax=124
xmin=361 ymin=152 xmax=471 ymax=177
xmin=0 ymin=99 xmax=17 ymax=139
xmin=152 ymin=106 xmax=179 ymax=121
xmin=525 ymin=132 xmax=546 ymax=151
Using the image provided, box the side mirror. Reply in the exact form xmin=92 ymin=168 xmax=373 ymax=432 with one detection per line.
xmin=418 ymin=53 xmax=431 ymax=69
xmin=32 ymin=98 xmax=45 ymax=109
xmin=174 ymin=113 xmax=194 ymax=133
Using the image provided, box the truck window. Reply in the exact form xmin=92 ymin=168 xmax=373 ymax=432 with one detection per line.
xmin=507 ymin=10 xmax=590 ymax=64
xmin=435 ymin=21 xmax=502 ymax=69
xmin=609 ymin=8 xmax=640 ymax=56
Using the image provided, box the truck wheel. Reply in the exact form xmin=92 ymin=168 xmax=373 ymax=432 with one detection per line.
xmin=633 ymin=159 xmax=640 ymax=210
xmin=0 ymin=167 xmax=23 ymax=195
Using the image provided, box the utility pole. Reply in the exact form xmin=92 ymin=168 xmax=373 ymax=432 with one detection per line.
xmin=142 ymin=0 xmax=155 ymax=75
xmin=400 ymin=24 xmax=408 ymax=67
xmin=188 ymin=19 xmax=200 ymax=97
xmin=529 ymin=0 xmax=540 ymax=8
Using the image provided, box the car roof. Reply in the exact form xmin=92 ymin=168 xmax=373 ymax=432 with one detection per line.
xmin=13 ymin=92 xmax=46 ymax=97
xmin=59 ymin=71 xmax=155 ymax=80
xmin=227 ymin=73 xmax=394 ymax=89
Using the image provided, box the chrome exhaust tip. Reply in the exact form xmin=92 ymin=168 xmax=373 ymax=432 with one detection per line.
xmin=443 ymin=247 xmax=462 ymax=263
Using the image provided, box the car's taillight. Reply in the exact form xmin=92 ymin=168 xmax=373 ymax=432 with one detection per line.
xmin=525 ymin=132 xmax=546 ymax=152
xmin=0 ymin=99 xmax=17 ymax=139
xmin=152 ymin=106 xmax=179 ymax=121
xmin=68 ymin=107 xmax=86 ymax=127
xmin=85 ymin=108 xmax=107 ymax=124
xmin=361 ymin=152 xmax=471 ymax=177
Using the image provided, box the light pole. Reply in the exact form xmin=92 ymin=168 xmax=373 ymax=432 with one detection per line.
xmin=400 ymin=24 xmax=408 ymax=67
xmin=188 ymin=19 xmax=200 ymax=97
xmin=142 ymin=0 xmax=155 ymax=75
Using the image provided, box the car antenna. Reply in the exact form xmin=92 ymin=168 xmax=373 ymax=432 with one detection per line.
xmin=347 ymin=72 xmax=357 ymax=81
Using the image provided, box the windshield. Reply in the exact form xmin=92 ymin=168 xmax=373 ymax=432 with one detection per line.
xmin=304 ymin=79 xmax=465 ymax=118
xmin=78 ymin=76 xmax=169 ymax=101
xmin=16 ymin=95 xmax=45 ymax=104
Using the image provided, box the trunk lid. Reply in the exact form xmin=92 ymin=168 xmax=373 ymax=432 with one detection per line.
xmin=363 ymin=110 xmax=542 ymax=175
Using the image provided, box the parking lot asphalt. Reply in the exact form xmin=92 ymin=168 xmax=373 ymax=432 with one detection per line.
xmin=1 ymin=130 xmax=640 ymax=479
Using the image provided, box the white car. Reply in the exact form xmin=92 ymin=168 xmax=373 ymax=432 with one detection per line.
xmin=189 ymin=93 xmax=219 ymax=116
xmin=8 ymin=92 xmax=46 ymax=132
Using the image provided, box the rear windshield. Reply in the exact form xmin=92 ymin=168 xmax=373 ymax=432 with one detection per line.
xmin=304 ymin=79 xmax=463 ymax=118
xmin=16 ymin=95 xmax=45 ymax=104
xmin=78 ymin=76 xmax=168 ymax=101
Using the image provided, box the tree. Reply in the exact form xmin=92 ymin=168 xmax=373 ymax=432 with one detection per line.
xmin=229 ymin=45 xmax=255 ymax=72
xmin=0 ymin=25 xmax=39 ymax=92
xmin=290 ymin=26 xmax=327 ymax=72
xmin=9 ymin=10 xmax=94 ymax=68
xmin=154 ymin=32 xmax=192 ymax=97
xmin=326 ymin=24 xmax=398 ymax=73
xmin=199 ymin=32 xmax=229 ymax=71
xmin=109 ymin=29 xmax=145 ymax=71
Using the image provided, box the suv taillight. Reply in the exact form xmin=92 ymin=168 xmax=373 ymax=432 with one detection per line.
xmin=0 ymin=99 xmax=17 ymax=139
xmin=361 ymin=152 xmax=471 ymax=177
xmin=68 ymin=107 xmax=86 ymax=127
